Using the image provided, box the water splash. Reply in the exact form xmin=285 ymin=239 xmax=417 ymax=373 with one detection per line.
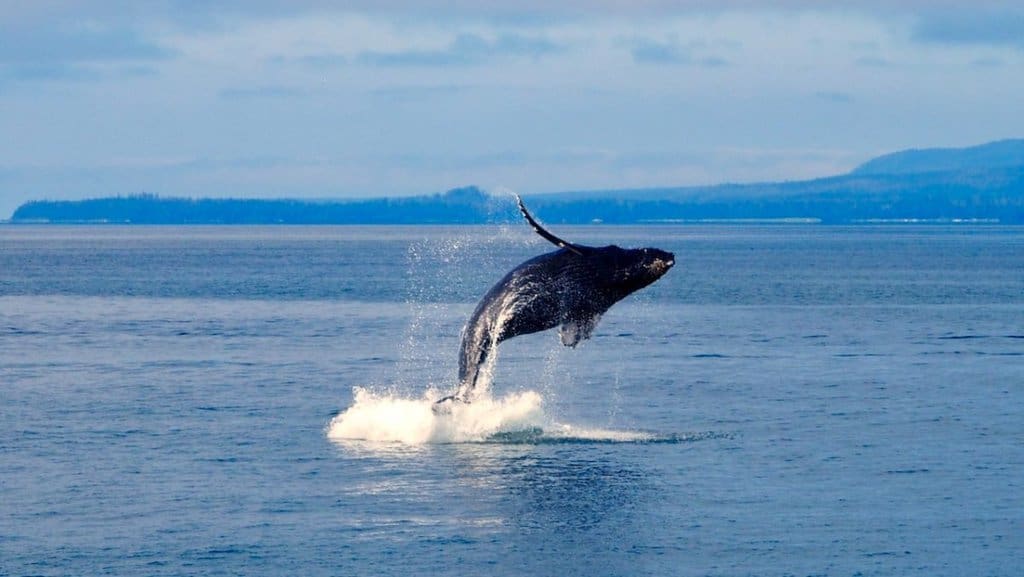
xmin=326 ymin=387 xmax=719 ymax=446
xmin=458 ymin=281 xmax=541 ymax=401
xmin=327 ymin=387 xmax=545 ymax=444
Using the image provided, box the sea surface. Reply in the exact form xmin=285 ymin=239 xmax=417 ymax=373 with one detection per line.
xmin=2 ymin=224 xmax=1022 ymax=576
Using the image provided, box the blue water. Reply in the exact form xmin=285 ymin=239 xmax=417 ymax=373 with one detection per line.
xmin=2 ymin=225 xmax=1022 ymax=576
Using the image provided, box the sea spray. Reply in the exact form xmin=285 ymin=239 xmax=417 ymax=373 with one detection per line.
xmin=327 ymin=387 xmax=545 ymax=444
xmin=326 ymin=386 xmax=688 ymax=445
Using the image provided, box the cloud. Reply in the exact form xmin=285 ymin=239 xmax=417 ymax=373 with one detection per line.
xmin=815 ymin=91 xmax=854 ymax=104
xmin=0 ymin=23 xmax=171 ymax=65
xmin=0 ymin=63 xmax=100 ymax=84
xmin=219 ymin=85 xmax=308 ymax=100
xmin=356 ymin=32 xmax=563 ymax=67
xmin=912 ymin=8 xmax=1024 ymax=49
xmin=855 ymin=55 xmax=891 ymax=68
xmin=628 ymin=38 xmax=729 ymax=67
xmin=134 ymin=1 xmax=1020 ymax=24
xmin=0 ymin=61 xmax=158 ymax=88
xmin=970 ymin=57 xmax=1005 ymax=68
xmin=297 ymin=53 xmax=349 ymax=68
xmin=371 ymin=83 xmax=468 ymax=102
xmin=0 ymin=18 xmax=172 ymax=86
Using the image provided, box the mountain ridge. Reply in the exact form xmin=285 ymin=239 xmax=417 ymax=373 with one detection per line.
xmin=851 ymin=139 xmax=1024 ymax=176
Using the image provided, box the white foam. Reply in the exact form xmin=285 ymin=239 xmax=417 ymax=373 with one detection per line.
xmin=541 ymin=424 xmax=662 ymax=443
xmin=326 ymin=387 xmax=546 ymax=444
xmin=326 ymin=387 xmax=697 ymax=446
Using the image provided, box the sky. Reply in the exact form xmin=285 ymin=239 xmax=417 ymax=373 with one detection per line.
xmin=2 ymin=1 xmax=1023 ymax=218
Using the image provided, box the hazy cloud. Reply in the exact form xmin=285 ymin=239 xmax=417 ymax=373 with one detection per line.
xmin=357 ymin=33 xmax=563 ymax=67
xmin=913 ymin=9 xmax=1024 ymax=49
xmin=139 ymin=1 xmax=1024 ymax=25
xmin=854 ymin=55 xmax=891 ymax=68
xmin=628 ymin=37 xmax=729 ymax=67
xmin=815 ymin=91 xmax=854 ymax=104
xmin=371 ymin=84 xmax=469 ymax=102
xmin=297 ymin=53 xmax=349 ymax=69
xmin=0 ymin=19 xmax=171 ymax=87
xmin=970 ymin=57 xmax=1005 ymax=68
xmin=0 ymin=24 xmax=171 ymax=65
xmin=630 ymin=39 xmax=689 ymax=64
xmin=219 ymin=85 xmax=308 ymax=100
xmin=0 ymin=61 xmax=159 ymax=87
xmin=0 ymin=63 xmax=100 ymax=84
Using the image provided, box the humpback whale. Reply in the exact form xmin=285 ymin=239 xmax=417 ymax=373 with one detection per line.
xmin=438 ymin=195 xmax=675 ymax=405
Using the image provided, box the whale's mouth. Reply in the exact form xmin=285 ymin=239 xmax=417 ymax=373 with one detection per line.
xmin=650 ymin=258 xmax=674 ymax=275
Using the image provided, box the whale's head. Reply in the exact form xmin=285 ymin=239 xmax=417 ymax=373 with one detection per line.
xmin=641 ymin=247 xmax=675 ymax=278
xmin=597 ymin=245 xmax=675 ymax=295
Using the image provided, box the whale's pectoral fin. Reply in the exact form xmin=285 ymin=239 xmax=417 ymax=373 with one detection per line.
xmin=559 ymin=314 xmax=602 ymax=347
xmin=515 ymin=194 xmax=584 ymax=256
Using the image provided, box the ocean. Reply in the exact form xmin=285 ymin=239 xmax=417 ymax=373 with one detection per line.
xmin=2 ymin=224 xmax=1022 ymax=576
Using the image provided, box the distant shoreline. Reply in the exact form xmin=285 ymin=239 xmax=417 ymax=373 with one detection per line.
xmin=8 ymin=139 xmax=1024 ymax=225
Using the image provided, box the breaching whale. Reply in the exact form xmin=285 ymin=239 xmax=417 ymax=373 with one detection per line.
xmin=437 ymin=195 xmax=675 ymax=406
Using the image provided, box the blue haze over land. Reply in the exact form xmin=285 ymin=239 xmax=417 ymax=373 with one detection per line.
xmin=10 ymin=139 xmax=1024 ymax=224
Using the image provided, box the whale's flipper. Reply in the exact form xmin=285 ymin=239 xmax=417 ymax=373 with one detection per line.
xmin=515 ymin=194 xmax=583 ymax=256
xmin=559 ymin=314 xmax=602 ymax=347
